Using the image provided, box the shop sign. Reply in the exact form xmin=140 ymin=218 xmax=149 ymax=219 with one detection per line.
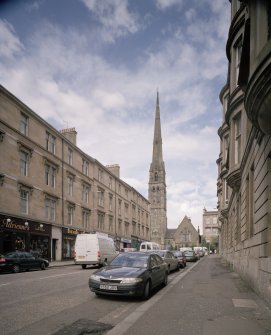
xmin=0 ymin=218 xmax=30 ymax=231
xmin=63 ymin=228 xmax=79 ymax=235
xmin=0 ymin=216 xmax=51 ymax=235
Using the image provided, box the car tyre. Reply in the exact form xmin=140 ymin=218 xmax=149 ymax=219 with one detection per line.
xmin=176 ymin=263 xmax=180 ymax=271
xmin=81 ymin=264 xmax=87 ymax=269
xmin=40 ymin=262 xmax=46 ymax=270
xmin=142 ymin=280 xmax=151 ymax=300
xmin=12 ymin=264 xmax=20 ymax=273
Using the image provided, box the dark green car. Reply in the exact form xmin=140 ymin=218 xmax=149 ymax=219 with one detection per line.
xmin=0 ymin=251 xmax=49 ymax=273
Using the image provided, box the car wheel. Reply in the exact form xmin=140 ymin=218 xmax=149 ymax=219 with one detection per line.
xmin=167 ymin=265 xmax=170 ymax=274
xmin=142 ymin=280 xmax=151 ymax=300
xmin=40 ymin=262 xmax=46 ymax=270
xmin=176 ymin=263 xmax=180 ymax=271
xmin=81 ymin=264 xmax=87 ymax=269
xmin=12 ymin=264 xmax=20 ymax=273
xmin=163 ymin=272 xmax=168 ymax=287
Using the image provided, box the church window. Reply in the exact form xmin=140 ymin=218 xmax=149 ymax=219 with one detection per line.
xmin=154 ymin=172 xmax=158 ymax=181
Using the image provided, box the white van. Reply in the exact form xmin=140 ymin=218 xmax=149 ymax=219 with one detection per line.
xmin=74 ymin=233 xmax=118 ymax=269
xmin=140 ymin=241 xmax=160 ymax=252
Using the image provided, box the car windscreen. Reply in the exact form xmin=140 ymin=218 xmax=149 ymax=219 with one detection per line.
xmin=110 ymin=253 xmax=149 ymax=268
xmin=173 ymin=252 xmax=181 ymax=256
xmin=185 ymin=251 xmax=193 ymax=255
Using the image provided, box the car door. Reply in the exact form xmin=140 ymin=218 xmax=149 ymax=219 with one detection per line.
xmin=168 ymin=251 xmax=177 ymax=270
xmin=149 ymin=255 xmax=162 ymax=287
xmin=24 ymin=252 xmax=39 ymax=269
xmin=153 ymin=254 xmax=166 ymax=284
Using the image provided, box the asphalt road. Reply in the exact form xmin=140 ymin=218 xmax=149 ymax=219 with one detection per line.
xmin=1 ymin=256 xmax=271 ymax=335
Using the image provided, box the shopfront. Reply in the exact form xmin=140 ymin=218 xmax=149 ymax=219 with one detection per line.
xmin=62 ymin=227 xmax=84 ymax=260
xmin=0 ymin=214 xmax=51 ymax=259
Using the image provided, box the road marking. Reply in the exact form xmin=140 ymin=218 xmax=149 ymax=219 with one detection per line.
xmin=39 ymin=271 xmax=83 ymax=279
xmin=232 ymin=299 xmax=258 ymax=308
xmin=0 ymin=283 xmax=10 ymax=287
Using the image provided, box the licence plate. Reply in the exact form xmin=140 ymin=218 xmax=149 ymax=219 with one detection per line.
xmin=78 ymin=256 xmax=85 ymax=260
xmin=100 ymin=284 xmax=117 ymax=291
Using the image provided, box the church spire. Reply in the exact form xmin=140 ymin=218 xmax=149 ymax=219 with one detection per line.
xmin=148 ymin=92 xmax=167 ymax=248
xmin=152 ymin=90 xmax=164 ymax=167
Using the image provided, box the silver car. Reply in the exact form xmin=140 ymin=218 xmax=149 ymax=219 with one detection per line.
xmin=152 ymin=250 xmax=180 ymax=273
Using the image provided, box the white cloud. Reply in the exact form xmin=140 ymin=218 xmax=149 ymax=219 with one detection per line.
xmin=0 ymin=20 xmax=24 ymax=59
xmin=155 ymin=0 xmax=184 ymax=11
xmin=81 ymin=0 xmax=142 ymax=42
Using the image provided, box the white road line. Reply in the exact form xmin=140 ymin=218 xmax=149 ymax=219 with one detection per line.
xmin=0 ymin=283 xmax=10 ymax=287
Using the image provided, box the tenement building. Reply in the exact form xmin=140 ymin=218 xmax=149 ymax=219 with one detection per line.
xmin=217 ymin=1 xmax=271 ymax=307
xmin=148 ymin=92 xmax=167 ymax=248
xmin=0 ymin=85 xmax=150 ymax=261
xmin=202 ymin=208 xmax=219 ymax=250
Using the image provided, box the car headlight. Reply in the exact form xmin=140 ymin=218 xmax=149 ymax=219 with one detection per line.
xmin=90 ymin=274 xmax=101 ymax=282
xmin=120 ymin=278 xmax=143 ymax=284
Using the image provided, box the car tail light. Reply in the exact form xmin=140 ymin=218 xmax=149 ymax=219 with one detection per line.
xmin=97 ymin=251 xmax=100 ymax=258
xmin=0 ymin=257 xmax=6 ymax=263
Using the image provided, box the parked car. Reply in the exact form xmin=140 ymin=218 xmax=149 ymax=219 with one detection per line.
xmin=173 ymin=251 xmax=187 ymax=268
xmin=0 ymin=251 xmax=49 ymax=273
xmin=183 ymin=250 xmax=198 ymax=262
xmin=89 ymin=252 xmax=168 ymax=300
xmin=152 ymin=250 xmax=180 ymax=273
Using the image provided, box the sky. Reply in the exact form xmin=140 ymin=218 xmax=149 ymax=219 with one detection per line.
xmin=0 ymin=0 xmax=230 ymax=232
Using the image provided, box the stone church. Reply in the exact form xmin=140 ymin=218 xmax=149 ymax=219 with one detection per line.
xmin=148 ymin=93 xmax=199 ymax=249
xmin=165 ymin=216 xmax=200 ymax=250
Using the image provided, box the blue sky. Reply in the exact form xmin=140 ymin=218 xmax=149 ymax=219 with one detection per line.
xmin=0 ymin=0 xmax=230 ymax=231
